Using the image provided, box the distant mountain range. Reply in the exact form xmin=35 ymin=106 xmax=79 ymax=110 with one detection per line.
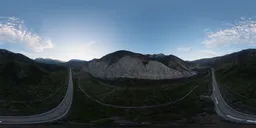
xmin=35 ymin=58 xmax=64 ymax=65
xmin=191 ymin=49 xmax=256 ymax=68
xmin=64 ymin=59 xmax=87 ymax=69
xmin=34 ymin=58 xmax=87 ymax=69
xmin=1 ymin=48 xmax=255 ymax=80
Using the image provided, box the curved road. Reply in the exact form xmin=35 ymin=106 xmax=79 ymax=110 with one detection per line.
xmin=211 ymin=67 xmax=256 ymax=124
xmin=1 ymin=67 xmax=255 ymax=124
xmin=0 ymin=69 xmax=73 ymax=124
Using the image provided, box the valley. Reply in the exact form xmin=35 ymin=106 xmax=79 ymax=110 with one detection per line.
xmin=0 ymin=48 xmax=255 ymax=126
xmin=65 ymin=62 xmax=214 ymax=125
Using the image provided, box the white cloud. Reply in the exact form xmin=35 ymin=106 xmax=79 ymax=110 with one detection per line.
xmin=202 ymin=17 xmax=256 ymax=48
xmin=0 ymin=17 xmax=54 ymax=52
xmin=177 ymin=47 xmax=191 ymax=52
xmin=85 ymin=41 xmax=96 ymax=47
xmin=204 ymin=28 xmax=210 ymax=32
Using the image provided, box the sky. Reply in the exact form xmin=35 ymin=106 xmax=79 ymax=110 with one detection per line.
xmin=0 ymin=0 xmax=256 ymax=61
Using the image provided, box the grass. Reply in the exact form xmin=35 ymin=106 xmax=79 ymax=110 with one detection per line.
xmin=78 ymin=68 xmax=210 ymax=106
xmin=66 ymin=68 xmax=214 ymax=125
xmin=0 ymin=68 xmax=69 ymax=116
xmin=0 ymin=49 xmax=69 ymax=115
xmin=215 ymin=62 xmax=256 ymax=114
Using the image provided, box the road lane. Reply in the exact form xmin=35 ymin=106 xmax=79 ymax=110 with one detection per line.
xmin=211 ymin=67 xmax=256 ymax=124
xmin=0 ymin=69 xmax=73 ymax=124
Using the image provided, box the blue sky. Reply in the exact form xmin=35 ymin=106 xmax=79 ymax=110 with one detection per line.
xmin=0 ymin=0 xmax=255 ymax=61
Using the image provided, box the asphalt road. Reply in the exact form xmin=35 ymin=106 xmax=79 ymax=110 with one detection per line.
xmin=0 ymin=69 xmax=73 ymax=124
xmin=211 ymin=67 xmax=256 ymax=124
xmin=1 ymin=67 xmax=255 ymax=124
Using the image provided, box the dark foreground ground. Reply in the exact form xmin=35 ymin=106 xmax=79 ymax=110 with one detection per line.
xmin=1 ymin=68 xmax=256 ymax=127
xmin=1 ymin=116 xmax=256 ymax=128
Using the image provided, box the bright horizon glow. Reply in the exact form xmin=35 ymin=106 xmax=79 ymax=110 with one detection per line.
xmin=0 ymin=0 xmax=255 ymax=61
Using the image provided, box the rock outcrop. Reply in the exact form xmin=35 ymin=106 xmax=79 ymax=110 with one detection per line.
xmin=85 ymin=50 xmax=197 ymax=80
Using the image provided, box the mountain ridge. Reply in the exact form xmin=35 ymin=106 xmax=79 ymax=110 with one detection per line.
xmin=85 ymin=50 xmax=196 ymax=80
xmin=0 ymin=49 xmax=66 ymax=85
xmin=192 ymin=48 xmax=256 ymax=67
xmin=35 ymin=58 xmax=64 ymax=65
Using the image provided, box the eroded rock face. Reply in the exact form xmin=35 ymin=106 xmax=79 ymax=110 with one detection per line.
xmin=87 ymin=55 xmax=196 ymax=80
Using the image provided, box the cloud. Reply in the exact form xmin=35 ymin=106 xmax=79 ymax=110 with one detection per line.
xmin=204 ymin=28 xmax=210 ymax=32
xmin=202 ymin=17 xmax=256 ymax=48
xmin=0 ymin=17 xmax=54 ymax=52
xmin=177 ymin=47 xmax=191 ymax=52
xmin=85 ymin=41 xmax=96 ymax=47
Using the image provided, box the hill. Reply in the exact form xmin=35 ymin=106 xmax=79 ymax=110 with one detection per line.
xmin=85 ymin=50 xmax=196 ymax=80
xmin=0 ymin=50 xmax=66 ymax=85
xmin=191 ymin=49 xmax=256 ymax=68
xmin=35 ymin=58 xmax=64 ymax=65
xmin=64 ymin=59 xmax=87 ymax=69
xmin=35 ymin=58 xmax=87 ymax=70
xmin=0 ymin=49 xmax=68 ymax=115
xmin=193 ymin=49 xmax=256 ymax=114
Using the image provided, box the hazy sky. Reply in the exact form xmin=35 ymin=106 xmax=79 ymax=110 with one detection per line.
xmin=0 ymin=0 xmax=256 ymax=61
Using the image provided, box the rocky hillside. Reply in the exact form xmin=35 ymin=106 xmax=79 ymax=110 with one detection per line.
xmin=85 ymin=50 xmax=196 ymax=80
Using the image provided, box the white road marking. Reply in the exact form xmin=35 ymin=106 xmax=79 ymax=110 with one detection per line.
xmin=246 ymin=120 xmax=256 ymax=123
xmin=226 ymin=115 xmax=244 ymax=121
xmin=215 ymin=97 xmax=218 ymax=104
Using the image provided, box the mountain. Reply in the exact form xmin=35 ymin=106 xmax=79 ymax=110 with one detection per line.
xmin=35 ymin=58 xmax=87 ymax=69
xmin=35 ymin=58 xmax=64 ymax=65
xmin=85 ymin=50 xmax=196 ymax=80
xmin=202 ymin=49 xmax=256 ymax=77
xmin=0 ymin=49 xmax=66 ymax=85
xmin=67 ymin=59 xmax=85 ymax=62
xmin=191 ymin=57 xmax=220 ymax=67
xmin=192 ymin=49 xmax=256 ymax=69
xmin=193 ymin=49 xmax=256 ymax=114
xmin=64 ymin=59 xmax=87 ymax=69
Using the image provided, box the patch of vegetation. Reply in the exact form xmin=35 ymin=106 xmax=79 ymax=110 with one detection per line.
xmin=0 ymin=49 xmax=69 ymax=115
xmin=193 ymin=49 xmax=256 ymax=114
xmin=215 ymin=61 xmax=256 ymax=114
xmin=0 ymin=69 xmax=68 ymax=115
xmin=66 ymin=68 xmax=214 ymax=125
